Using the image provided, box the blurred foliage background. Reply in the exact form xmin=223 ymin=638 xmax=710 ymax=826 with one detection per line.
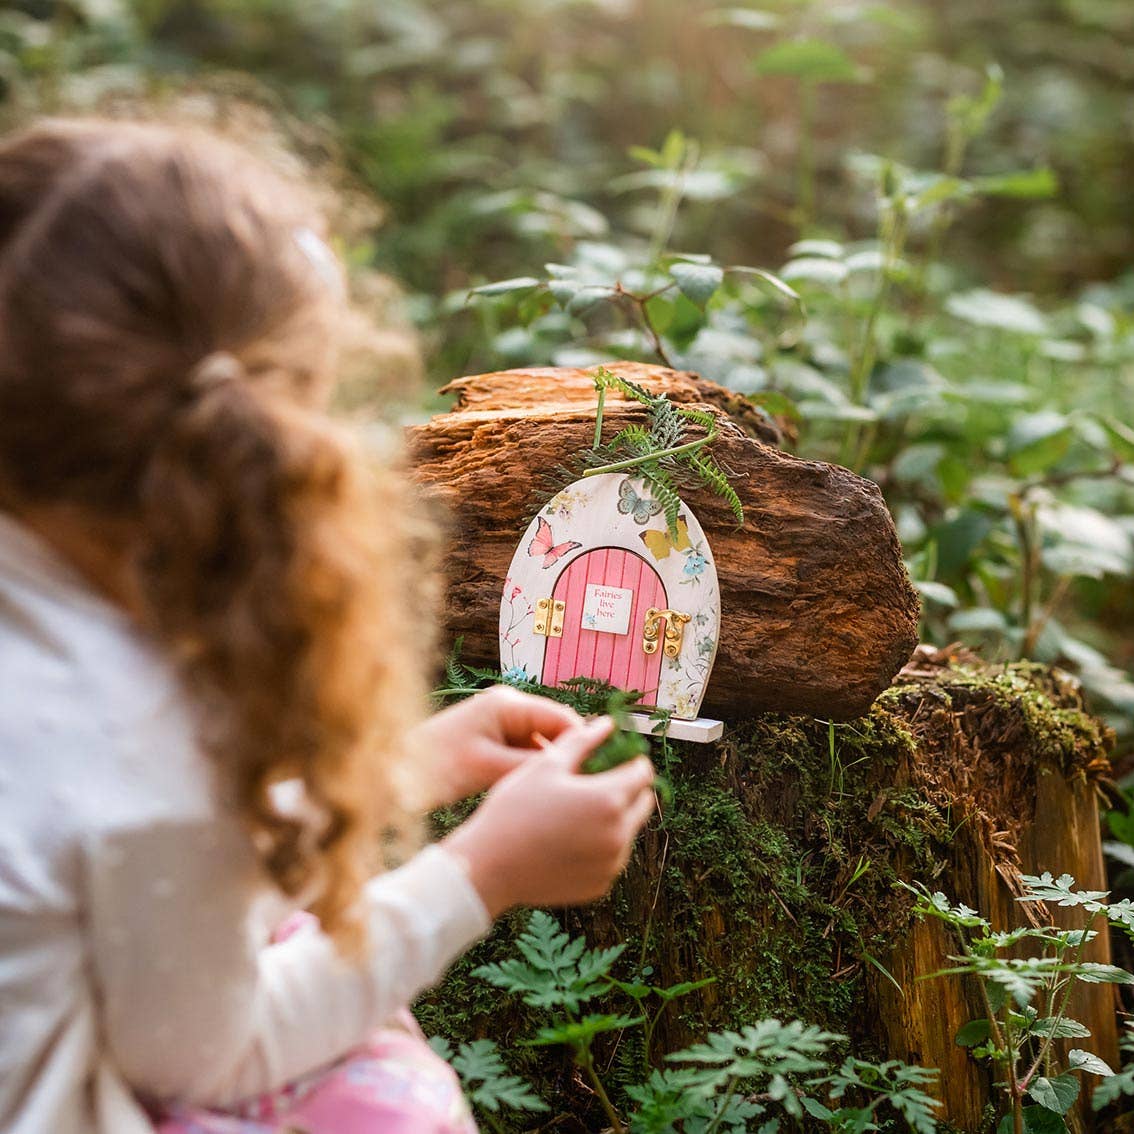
xmin=1 ymin=0 xmax=1132 ymax=781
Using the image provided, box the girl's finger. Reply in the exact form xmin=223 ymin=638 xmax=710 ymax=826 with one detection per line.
xmin=546 ymin=716 xmax=615 ymax=771
xmin=592 ymin=754 xmax=655 ymax=800
xmin=491 ymin=688 xmax=583 ymax=745
xmin=623 ymin=785 xmax=657 ymax=833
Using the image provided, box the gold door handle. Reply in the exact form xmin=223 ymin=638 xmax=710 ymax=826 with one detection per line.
xmin=643 ymin=607 xmax=691 ymax=658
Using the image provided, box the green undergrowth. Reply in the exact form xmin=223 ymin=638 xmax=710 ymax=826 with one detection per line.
xmin=417 ymin=662 xmax=1112 ymax=1129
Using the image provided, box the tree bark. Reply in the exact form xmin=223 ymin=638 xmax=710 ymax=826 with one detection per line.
xmin=405 ymin=362 xmax=921 ymax=721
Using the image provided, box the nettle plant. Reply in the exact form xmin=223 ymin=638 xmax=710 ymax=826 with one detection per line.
xmin=903 ymin=873 xmax=1134 ymax=1131
xmin=437 ymin=910 xmax=940 ymax=1134
xmin=463 ymin=78 xmax=1134 ymax=749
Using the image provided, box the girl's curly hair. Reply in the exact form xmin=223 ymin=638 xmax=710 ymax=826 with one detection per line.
xmin=0 ymin=118 xmax=432 ymax=949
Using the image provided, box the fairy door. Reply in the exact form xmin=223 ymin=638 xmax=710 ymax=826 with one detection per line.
xmin=542 ymin=549 xmax=666 ymax=706
xmin=500 ymin=473 xmax=721 ymax=723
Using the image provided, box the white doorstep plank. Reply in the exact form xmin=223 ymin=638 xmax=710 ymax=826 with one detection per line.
xmin=625 ymin=713 xmax=724 ymax=744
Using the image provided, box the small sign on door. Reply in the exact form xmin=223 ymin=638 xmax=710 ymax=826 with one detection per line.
xmin=582 ymin=583 xmax=634 ymax=635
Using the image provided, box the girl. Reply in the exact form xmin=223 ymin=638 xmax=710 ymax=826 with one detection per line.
xmin=0 ymin=119 xmax=657 ymax=1134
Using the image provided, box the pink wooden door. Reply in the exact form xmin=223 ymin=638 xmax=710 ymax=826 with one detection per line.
xmin=542 ymin=549 xmax=666 ymax=706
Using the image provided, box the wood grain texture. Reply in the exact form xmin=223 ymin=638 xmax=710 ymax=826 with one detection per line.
xmin=406 ymin=362 xmax=921 ymax=720
xmin=866 ymin=658 xmax=1119 ymax=1129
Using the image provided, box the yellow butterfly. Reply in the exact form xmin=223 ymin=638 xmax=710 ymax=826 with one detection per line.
xmin=639 ymin=516 xmax=692 ymax=560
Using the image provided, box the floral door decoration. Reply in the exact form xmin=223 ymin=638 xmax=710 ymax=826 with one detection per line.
xmin=500 ymin=473 xmax=721 ymax=722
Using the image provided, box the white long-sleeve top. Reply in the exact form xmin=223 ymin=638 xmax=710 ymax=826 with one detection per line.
xmin=0 ymin=513 xmax=491 ymax=1134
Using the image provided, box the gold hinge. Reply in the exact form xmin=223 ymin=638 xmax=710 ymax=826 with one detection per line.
xmin=533 ymin=598 xmax=566 ymax=638
xmin=643 ymin=607 xmax=691 ymax=658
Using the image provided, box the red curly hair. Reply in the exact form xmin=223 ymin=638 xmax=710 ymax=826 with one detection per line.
xmin=0 ymin=118 xmax=430 ymax=949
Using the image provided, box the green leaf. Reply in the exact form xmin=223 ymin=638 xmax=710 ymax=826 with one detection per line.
xmin=753 ymin=38 xmax=861 ymax=83
xmin=448 ymin=1039 xmax=550 ymax=1114
xmin=748 ymin=390 xmax=801 ymax=422
xmin=628 ymin=144 xmax=662 ymax=168
xmin=527 ymin=1012 xmax=645 ymax=1049
xmin=822 ymin=1058 xmax=940 ymax=1134
xmin=948 ymin=607 xmax=1009 ymax=635
xmin=913 ymin=579 xmax=959 ymax=608
xmin=1030 ymin=1073 xmax=1080 ymax=1114
xmin=1006 ymin=412 xmax=1074 ymax=476
xmin=909 ymin=174 xmax=974 ymax=211
xmin=705 ymin=7 xmax=782 ymax=31
xmin=469 ymin=276 xmax=541 ymax=297
xmin=780 ymin=256 xmax=848 ymax=285
xmin=945 ymin=289 xmax=1048 ymax=336
xmin=660 ymin=128 xmax=687 ymax=168
xmin=1108 ymin=899 xmax=1134 ymax=935
xmin=655 ymin=976 xmax=717 ymax=1002
xmin=948 ymin=64 xmax=1004 ymax=142
xmin=1068 ymin=1049 xmax=1114 ymax=1077
xmin=972 ymin=168 xmax=1058 ymax=199
xmin=1101 ymin=417 xmax=1134 ymax=461
xmin=997 ymin=1106 xmax=1067 ymax=1134
xmin=1108 ymin=806 xmax=1134 ymax=843
xmin=1073 ymin=963 xmax=1134 ymax=985
xmin=801 ymin=1096 xmax=835 ymax=1119
xmin=955 ymin=1018 xmax=991 ymax=1047
xmin=1031 ymin=1017 xmax=1091 ymax=1040
xmin=567 ymin=285 xmax=616 ymax=315
xmin=1018 ymin=871 xmax=1108 ymax=908
xmin=609 ymin=977 xmax=651 ymax=1001
xmin=787 ymin=238 xmax=844 ymax=259
xmin=1093 ymin=1027 xmax=1134 ymax=1107
xmin=643 ymin=294 xmax=676 ymax=335
xmin=798 ymin=400 xmax=877 ymax=423
xmin=728 ymin=265 xmax=804 ymax=310
xmin=547 ymin=278 xmax=580 ymax=308
xmin=667 ymin=1020 xmax=842 ymax=1106
xmin=1037 ymin=504 xmax=1132 ymax=579
xmin=900 ymin=882 xmax=990 ymax=929
xmin=986 ymin=980 xmax=1008 ymax=1015
xmin=472 ymin=910 xmax=625 ymax=1011
xmin=670 ymin=261 xmax=724 ymax=307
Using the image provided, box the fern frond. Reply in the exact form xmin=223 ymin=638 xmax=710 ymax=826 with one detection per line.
xmin=443 ymin=637 xmax=472 ymax=689
xmin=676 ymin=405 xmax=719 ymax=433
xmin=448 ymin=1039 xmax=549 ymax=1116
xmin=647 ymin=398 xmax=685 ymax=452
xmin=641 ymin=461 xmax=683 ymax=537
xmin=689 ymin=451 xmax=744 ymax=525
xmin=609 ymin=424 xmax=652 ymax=453
xmin=591 ymin=367 xmax=655 ymax=408
xmin=588 ymin=370 xmax=742 ymax=535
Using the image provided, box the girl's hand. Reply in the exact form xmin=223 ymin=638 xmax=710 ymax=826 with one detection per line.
xmin=411 ymin=686 xmax=583 ymax=806
xmin=442 ymin=717 xmax=656 ymax=916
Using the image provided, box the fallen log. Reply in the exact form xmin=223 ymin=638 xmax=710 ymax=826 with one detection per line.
xmin=405 ymin=362 xmax=921 ymax=720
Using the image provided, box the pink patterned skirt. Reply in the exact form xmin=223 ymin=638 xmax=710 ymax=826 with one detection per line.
xmin=152 ymin=1013 xmax=477 ymax=1134
xmin=151 ymin=914 xmax=478 ymax=1134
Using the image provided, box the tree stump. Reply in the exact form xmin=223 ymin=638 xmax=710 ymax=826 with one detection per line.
xmin=419 ymin=655 xmax=1118 ymax=1131
xmin=405 ymin=362 xmax=920 ymax=720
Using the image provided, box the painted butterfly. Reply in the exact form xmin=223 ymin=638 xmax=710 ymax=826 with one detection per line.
xmin=528 ymin=516 xmax=581 ymax=569
xmin=617 ymin=478 xmax=664 ymax=525
xmin=639 ymin=515 xmax=692 ymax=560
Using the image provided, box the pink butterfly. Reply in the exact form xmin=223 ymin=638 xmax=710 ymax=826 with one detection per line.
xmin=528 ymin=516 xmax=581 ymax=569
